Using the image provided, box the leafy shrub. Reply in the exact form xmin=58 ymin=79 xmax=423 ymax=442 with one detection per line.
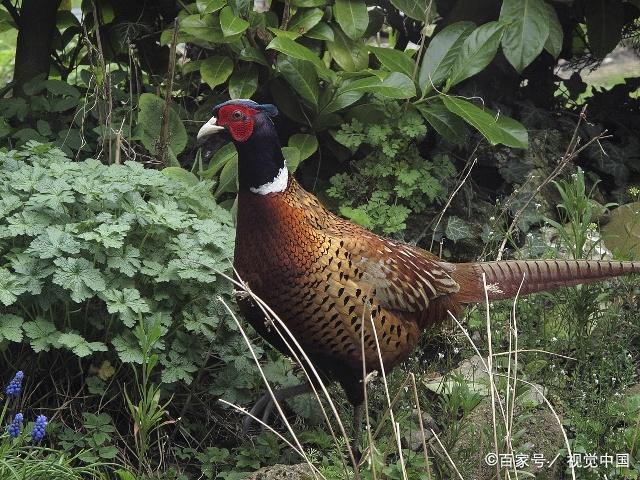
xmin=0 ymin=142 xmax=257 ymax=400
xmin=327 ymin=100 xmax=456 ymax=234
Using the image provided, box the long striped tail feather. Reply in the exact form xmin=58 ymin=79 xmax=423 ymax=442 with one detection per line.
xmin=449 ymin=259 xmax=640 ymax=304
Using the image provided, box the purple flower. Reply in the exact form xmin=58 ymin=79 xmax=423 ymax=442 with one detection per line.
xmin=5 ymin=371 xmax=24 ymax=398
xmin=31 ymin=415 xmax=47 ymax=442
xmin=7 ymin=413 xmax=23 ymax=439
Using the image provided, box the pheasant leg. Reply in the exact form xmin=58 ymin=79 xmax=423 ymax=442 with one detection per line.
xmin=351 ymin=403 xmax=363 ymax=464
xmin=242 ymin=383 xmax=311 ymax=434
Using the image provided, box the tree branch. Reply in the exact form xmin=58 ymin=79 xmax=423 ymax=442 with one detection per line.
xmin=1 ymin=0 xmax=20 ymax=25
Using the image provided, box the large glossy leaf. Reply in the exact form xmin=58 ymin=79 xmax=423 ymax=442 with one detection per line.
xmin=228 ymin=66 xmax=258 ymax=99
xmin=442 ymin=96 xmax=528 ymax=148
xmin=289 ymin=133 xmax=318 ymax=161
xmin=340 ymin=72 xmax=416 ymax=99
xmin=138 ymin=93 xmax=187 ymax=156
xmin=449 ymin=21 xmax=506 ymax=87
xmin=369 ymin=46 xmax=415 ymax=78
xmin=202 ymin=142 xmax=237 ymax=180
xmin=321 ymin=90 xmax=364 ymax=114
xmin=542 ymin=3 xmax=563 ymax=58
xmin=585 ymin=0 xmax=624 ymax=59
xmin=200 ymin=56 xmax=234 ymax=88
xmin=327 ymin=26 xmax=368 ymax=72
xmin=196 ymin=0 xmax=225 ymax=14
xmin=162 ymin=167 xmax=200 ymax=186
xmin=389 ymin=0 xmax=429 ymax=21
xmin=282 ymin=146 xmax=302 ymax=172
xmin=418 ymin=21 xmax=475 ymax=93
xmin=276 ymin=56 xmax=319 ymax=106
xmin=306 ymin=23 xmax=335 ymax=41
xmin=416 ymin=101 xmax=466 ymax=145
xmin=288 ymin=8 xmax=323 ymax=34
xmin=334 ymin=0 xmax=369 ymax=40
xmin=181 ymin=14 xmax=224 ymax=43
xmin=219 ymin=6 xmax=249 ymax=37
xmin=215 ymin=154 xmax=238 ymax=197
xmin=267 ymin=36 xmax=334 ymax=81
xmin=500 ymin=0 xmax=550 ymax=72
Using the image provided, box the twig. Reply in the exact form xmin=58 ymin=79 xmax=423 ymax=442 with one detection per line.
xmin=157 ymin=19 xmax=179 ymax=166
xmin=1 ymin=0 xmax=19 ymax=24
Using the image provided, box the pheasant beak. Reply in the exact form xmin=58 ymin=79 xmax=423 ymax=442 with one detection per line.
xmin=197 ymin=116 xmax=225 ymax=143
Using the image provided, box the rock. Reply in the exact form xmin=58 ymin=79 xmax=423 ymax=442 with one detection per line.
xmin=245 ymin=464 xmax=313 ymax=480
xmin=518 ymin=382 xmax=547 ymax=407
xmin=451 ymin=398 xmax=564 ymax=480
xmin=424 ymin=355 xmax=489 ymax=395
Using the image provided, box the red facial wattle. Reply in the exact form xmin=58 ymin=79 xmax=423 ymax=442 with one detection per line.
xmin=217 ymin=104 xmax=258 ymax=142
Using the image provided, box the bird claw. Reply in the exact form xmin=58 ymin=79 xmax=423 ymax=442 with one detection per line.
xmin=234 ymin=289 xmax=252 ymax=301
xmin=241 ymin=384 xmax=311 ymax=435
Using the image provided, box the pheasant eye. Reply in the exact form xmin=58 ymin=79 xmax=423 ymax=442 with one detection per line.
xmin=232 ymin=110 xmax=243 ymax=120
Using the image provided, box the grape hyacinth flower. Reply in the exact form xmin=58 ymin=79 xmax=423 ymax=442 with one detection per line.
xmin=31 ymin=415 xmax=47 ymax=442
xmin=5 ymin=371 xmax=24 ymax=398
xmin=7 ymin=413 xmax=23 ymax=439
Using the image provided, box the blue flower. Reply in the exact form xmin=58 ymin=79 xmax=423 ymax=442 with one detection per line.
xmin=7 ymin=413 xmax=23 ymax=439
xmin=31 ymin=415 xmax=47 ymax=442
xmin=5 ymin=371 xmax=24 ymax=398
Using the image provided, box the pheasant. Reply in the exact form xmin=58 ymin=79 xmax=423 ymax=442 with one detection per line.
xmin=197 ymin=99 xmax=640 ymax=457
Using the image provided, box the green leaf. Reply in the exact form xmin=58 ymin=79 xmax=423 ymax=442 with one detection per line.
xmin=389 ymin=0 xmax=429 ymax=21
xmin=112 ymin=335 xmax=143 ymax=364
xmin=289 ymin=133 xmax=318 ymax=160
xmin=181 ymin=14 xmax=225 ymax=43
xmin=446 ymin=216 xmax=473 ymax=242
xmin=0 ymin=268 xmax=26 ymax=306
xmin=0 ymin=314 xmax=23 ymax=343
xmin=291 ymin=0 xmax=326 ymax=5
xmin=219 ymin=6 xmax=249 ymax=37
xmin=197 ymin=0 xmax=226 ymax=14
xmin=418 ymin=21 xmax=475 ymax=92
xmin=162 ymin=167 xmax=200 ymax=186
xmin=327 ymin=26 xmax=368 ymax=72
xmin=203 ymin=142 xmax=238 ymax=180
xmin=321 ymin=89 xmax=364 ymax=114
xmin=340 ymin=72 xmax=416 ymax=99
xmin=58 ymin=332 xmax=108 ymax=357
xmin=450 ymin=21 xmax=506 ymax=87
xmin=53 ymin=257 xmax=107 ymax=303
xmin=369 ymin=46 xmax=415 ymax=78
xmin=276 ymin=56 xmax=319 ymax=106
xmin=28 ymin=226 xmax=81 ymax=259
xmin=267 ymin=27 xmax=302 ymax=39
xmin=23 ymin=318 xmax=59 ymax=353
xmin=499 ymin=0 xmax=550 ymax=73
xmin=200 ymin=56 xmax=234 ymax=88
xmin=442 ymin=95 xmax=528 ymax=148
xmin=585 ymin=0 xmax=624 ymax=59
xmin=282 ymin=146 xmax=302 ymax=172
xmin=543 ymin=2 xmax=563 ymax=58
xmin=267 ymin=36 xmax=333 ymax=81
xmin=306 ymin=22 xmax=334 ymax=41
xmin=288 ymin=8 xmax=324 ymax=34
xmin=334 ymin=0 xmax=369 ymax=40
xmin=215 ymin=155 xmax=238 ymax=197
xmin=416 ymin=101 xmax=467 ymax=145
xmin=101 ymin=288 xmax=151 ymax=327
xmin=138 ymin=93 xmax=187 ymax=156
xmin=228 ymin=65 xmax=258 ymax=99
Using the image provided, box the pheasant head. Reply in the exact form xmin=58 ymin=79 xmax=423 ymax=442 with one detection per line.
xmin=197 ymin=99 xmax=286 ymax=195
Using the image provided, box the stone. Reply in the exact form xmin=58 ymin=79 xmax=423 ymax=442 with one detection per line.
xmin=245 ymin=463 xmax=313 ymax=480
